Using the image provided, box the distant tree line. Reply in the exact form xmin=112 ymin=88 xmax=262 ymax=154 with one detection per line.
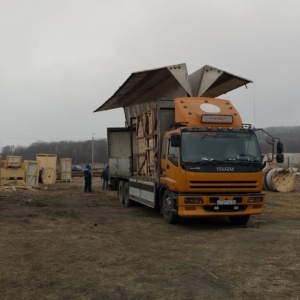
xmin=1 ymin=139 xmax=108 ymax=164
xmin=257 ymin=126 xmax=300 ymax=154
xmin=1 ymin=126 xmax=300 ymax=164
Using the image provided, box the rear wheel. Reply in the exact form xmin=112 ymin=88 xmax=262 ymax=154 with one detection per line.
xmin=229 ymin=215 xmax=250 ymax=226
xmin=162 ymin=189 xmax=178 ymax=224
xmin=118 ymin=181 xmax=124 ymax=204
xmin=124 ymin=181 xmax=133 ymax=207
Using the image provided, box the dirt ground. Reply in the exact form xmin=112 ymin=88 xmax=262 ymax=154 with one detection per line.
xmin=0 ymin=177 xmax=300 ymax=300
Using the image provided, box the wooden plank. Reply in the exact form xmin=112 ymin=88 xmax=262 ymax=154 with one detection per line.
xmin=136 ymin=113 xmax=147 ymax=138
xmin=136 ymin=108 xmax=158 ymax=177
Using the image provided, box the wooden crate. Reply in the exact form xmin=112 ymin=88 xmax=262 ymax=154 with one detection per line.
xmin=136 ymin=109 xmax=158 ymax=177
xmin=0 ymin=167 xmax=25 ymax=185
xmin=5 ymin=156 xmax=22 ymax=168
xmin=36 ymin=154 xmax=57 ymax=171
xmin=0 ymin=160 xmax=5 ymax=168
xmin=60 ymin=158 xmax=72 ymax=182
xmin=24 ymin=160 xmax=40 ymax=186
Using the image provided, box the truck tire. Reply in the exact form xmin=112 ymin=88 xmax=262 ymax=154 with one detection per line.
xmin=124 ymin=181 xmax=134 ymax=207
xmin=229 ymin=215 xmax=250 ymax=226
xmin=162 ymin=189 xmax=178 ymax=224
xmin=118 ymin=181 xmax=124 ymax=204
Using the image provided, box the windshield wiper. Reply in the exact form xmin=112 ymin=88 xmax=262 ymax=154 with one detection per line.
xmin=185 ymin=159 xmax=223 ymax=165
xmin=238 ymin=154 xmax=260 ymax=162
xmin=224 ymin=154 xmax=260 ymax=162
xmin=185 ymin=161 xmax=209 ymax=165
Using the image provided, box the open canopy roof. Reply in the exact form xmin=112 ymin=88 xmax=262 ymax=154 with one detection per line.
xmin=94 ymin=63 xmax=252 ymax=122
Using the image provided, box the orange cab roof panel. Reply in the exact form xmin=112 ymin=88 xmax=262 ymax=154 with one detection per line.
xmin=174 ymin=97 xmax=243 ymax=128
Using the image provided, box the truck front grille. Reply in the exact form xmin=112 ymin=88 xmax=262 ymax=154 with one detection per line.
xmin=189 ymin=181 xmax=258 ymax=191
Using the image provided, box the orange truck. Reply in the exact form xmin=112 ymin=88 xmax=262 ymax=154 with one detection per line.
xmin=94 ymin=64 xmax=283 ymax=225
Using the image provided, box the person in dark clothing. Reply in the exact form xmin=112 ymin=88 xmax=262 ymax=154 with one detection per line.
xmin=101 ymin=165 xmax=109 ymax=190
xmin=83 ymin=164 xmax=93 ymax=192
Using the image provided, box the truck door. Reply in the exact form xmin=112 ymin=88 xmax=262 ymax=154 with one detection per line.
xmin=161 ymin=137 xmax=182 ymax=191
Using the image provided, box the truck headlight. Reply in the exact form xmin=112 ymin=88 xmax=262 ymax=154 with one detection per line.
xmin=185 ymin=198 xmax=203 ymax=204
xmin=248 ymin=197 xmax=263 ymax=203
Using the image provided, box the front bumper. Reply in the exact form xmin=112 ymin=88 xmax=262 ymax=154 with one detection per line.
xmin=177 ymin=193 xmax=265 ymax=218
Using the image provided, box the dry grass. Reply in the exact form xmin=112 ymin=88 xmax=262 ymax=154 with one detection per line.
xmin=0 ymin=178 xmax=300 ymax=300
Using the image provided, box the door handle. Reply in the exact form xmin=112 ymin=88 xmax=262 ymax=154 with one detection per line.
xmin=166 ymin=164 xmax=170 ymax=169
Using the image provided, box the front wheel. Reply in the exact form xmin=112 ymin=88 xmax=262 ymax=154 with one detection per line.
xmin=162 ymin=189 xmax=178 ymax=224
xmin=228 ymin=215 xmax=250 ymax=226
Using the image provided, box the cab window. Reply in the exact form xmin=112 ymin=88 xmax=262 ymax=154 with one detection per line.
xmin=162 ymin=138 xmax=168 ymax=159
xmin=168 ymin=141 xmax=179 ymax=166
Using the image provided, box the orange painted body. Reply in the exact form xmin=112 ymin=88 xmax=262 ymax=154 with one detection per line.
xmin=160 ymin=97 xmax=265 ymax=219
xmin=174 ymin=97 xmax=243 ymax=127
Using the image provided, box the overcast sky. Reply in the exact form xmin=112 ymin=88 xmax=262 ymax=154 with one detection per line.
xmin=1 ymin=0 xmax=299 ymax=148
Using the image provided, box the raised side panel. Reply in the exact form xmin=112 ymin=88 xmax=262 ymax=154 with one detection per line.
xmin=129 ymin=178 xmax=156 ymax=208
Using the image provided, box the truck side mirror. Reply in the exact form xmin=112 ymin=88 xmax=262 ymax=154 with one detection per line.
xmin=170 ymin=134 xmax=181 ymax=147
xmin=276 ymin=153 xmax=284 ymax=163
xmin=277 ymin=141 xmax=284 ymax=153
xmin=276 ymin=141 xmax=284 ymax=163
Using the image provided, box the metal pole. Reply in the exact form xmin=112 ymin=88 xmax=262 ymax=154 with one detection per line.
xmin=92 ymin=133 xmax=95 ymax=164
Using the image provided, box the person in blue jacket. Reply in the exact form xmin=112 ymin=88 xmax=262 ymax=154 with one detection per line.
xmin=101 ymin=165 xmax=109 ymax=190
xmin=83 ymin=164 xmax=93 ymax=192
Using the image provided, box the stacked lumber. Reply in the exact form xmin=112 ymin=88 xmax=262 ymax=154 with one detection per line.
xmin=136 ymin=109 xmax=158 ymax=177
xmin=0 ymin=180 xmax=34 ymax=191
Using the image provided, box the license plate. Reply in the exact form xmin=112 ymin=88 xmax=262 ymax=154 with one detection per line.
xmin=217 ymin=200 xmax=236 ymax=205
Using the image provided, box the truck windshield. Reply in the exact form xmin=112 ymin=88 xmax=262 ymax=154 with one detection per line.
xmin=181 ymin=131 xmax=261 ymax=163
